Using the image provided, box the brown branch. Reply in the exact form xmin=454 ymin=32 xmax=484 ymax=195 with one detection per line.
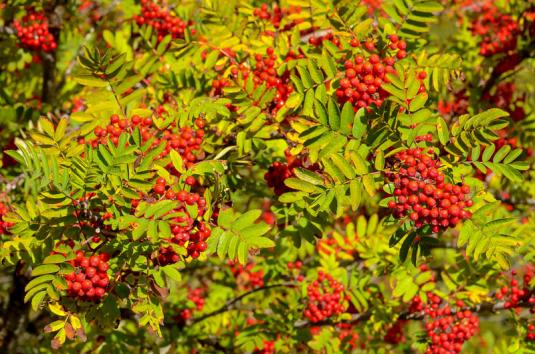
xmin=481 ymin=40 xmax=535 ymax=97
xmin=189 ymin=282 xmax=297 ymax=325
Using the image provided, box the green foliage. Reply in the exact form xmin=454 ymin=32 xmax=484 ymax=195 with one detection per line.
xmin=0 ymin=0 xmax=534 ymax=353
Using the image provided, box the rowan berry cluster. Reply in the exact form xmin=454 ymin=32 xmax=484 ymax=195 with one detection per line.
xmin=494 ymin=53 xmax=521 ymax=75
xmin=71 ymin=193 xmax=112 ymax=237
xmin=412 ymin=295 xmax=479 ymax=354
xmin=526 ymin=8 xmax=535 ymax=37
xmin=287 ymin=260 xmax=304 ymax=282
xmin=482 ymin=82 xmax=526 ymax=122
xmin=1 ymin=136 xmax=17 ymax=168
xmin=174 ymin=287 xmax=205 ymax=322
xmin=494 ymin=269 xmax=535 ymax=310
xmin=249 ymin=48 xmax=293 ymax=112
xmin=384 ymin=320 xmax=407 ymax=344
xmin=253 ymin=340 xmax=275 ymax=354
xmin=304 ymin=271 xmax=347 ymax=323
xmin=317 ymin=230 xmax=358 ymax=261
xmin=415 ymin=133 xmax=434 ymax=142
xmin=362 ymin=0 xmax=385 ymax=16
xmin=70 ymin=97 xmax=86 ymax=113
xmin=13 ymin=10 xmax=57 ymax=52
xmin=134 ymin=0 xmax=195 ymax=42
xmin=527 ymin=323 xmax=535 ymax=341
xmin=229 ymin=261 xmax=265 ymax=290
xmin=336 ymin=35 xmax=407 ymax=110
xmin=309 ymin=32 xmax=341 ymax=47
xmin=438 ymin=90 xmax=469 ymax=117
xmin=87 ymin=113 xmax=205 ymax=169
xmin=470 ymin=4 xmax=519 ymax=57
xmin=0 ymin=202 xmax=12 ymax=235
xmin=253 ymin=3 xmax=303 ymax=32
xmin=265 ymin=151 xmax=318 ymax=196
xmin=148 ymin=177 xmax=210 ymax=262
xmin=385 ymin=148 xmax=473 ymax=233
xmin=337 ymin=323 xmax=360 ymax=349
xmin=64 ymin=251 xmax=110 ymax=301
xmin=211 ymin=77 xmax=231 ymax=97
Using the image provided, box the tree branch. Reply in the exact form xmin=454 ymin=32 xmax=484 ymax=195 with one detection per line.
xmin=189 ymin=282 xmax=297 ymax=325
xmin=481 ymin=40 xmax=535 ymax=97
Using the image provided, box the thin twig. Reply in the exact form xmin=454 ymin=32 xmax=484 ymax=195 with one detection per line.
xmin=189 ymin=282 xmax=297 ymax=325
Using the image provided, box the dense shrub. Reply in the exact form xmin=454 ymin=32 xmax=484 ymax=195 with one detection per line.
xmin=0 ymin=0 xmax=534 ymax=353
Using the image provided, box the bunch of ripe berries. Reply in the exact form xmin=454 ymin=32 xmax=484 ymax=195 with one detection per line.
xmin=308 ymin=32 xmax=342 ymax=47
xmin=87 ymin=113 xmax=205 ymax=169
xmin=470 ymin=3 xmax=519 ymax=57
xmin=0 ymin=202 xmax=12 ymax=235
xmin=494 ymin=269 xmax=535 ymax=310
xmin=148 ymin=177 xmax=210 ymax=262
xmin=384 ymin=320 xmax=407 ymax=344
xmin=411 ymin=295 xmax=479 ymax=354
xmin=438 ymin=90 xmax=470 ymax=117
xmin=287 ymin=260 xmax=305 ymax=282
xmin=13 ymin=10 xmax=57 ymax=52
xmin=265 ymin=151 xmax=317 ymax=196
xmin=304 ymin=271 xmax=347 ymax=323
xmin=134 ymin=0 xmax=195 ymax=42
xmin=336 ymin=323 xmax=360 ymax=349
xmin=253 ymin=340 xmax=276 ymax=354
xmin=175 ymin=287 xmax=205 ymax=322
xmin=252 ymin=3 xmax=303 ymax=32
xmin=385 ymin=148 xmax=473 ymax=233
xmin=64 ymin=251 xmax=110 ymax=301
xmin=336 ymin=34 xmax=407 ymax=110
xmin=482 ymin=82 xmax=526 ymax=122
xmin=527 ymin=323 xmax=535 ymax=341
xmin=229 ymin=261 xmax=265 ymax=290
xmin=249 ymin=47 xmax=293 ymax=112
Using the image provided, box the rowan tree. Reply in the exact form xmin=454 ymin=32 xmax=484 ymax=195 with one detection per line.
xmin=0 ymin=0 xmax=534 ymax=353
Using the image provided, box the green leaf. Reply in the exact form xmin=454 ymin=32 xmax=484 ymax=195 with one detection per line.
xmin=284 ymin=178 xmax=320 ymax=193
xmin=330 ymin=154 xmax=355 ymax=179
xmin=294 ymin=168 xmax=324 ymax=185
xmin=32 ymin=264 xmax=60 ymax=277
xmin=482 ymin=145 xmax=495 ymax=162
xmin=327 ymin=99 xmax=341 ymax=131
xmin=352 ymin=108 xmax=367 ymax=139
xmin=253 ymin=237 xmax=276 ymax=248
xmin=74 ymin=74 xmax=108 ymax=87
xmin=314 ymin=100 xmax=329 ymax=126
xmin=349 ymin=151 xmax=369 ymax=175
xmin=279 ymin=192 xmax=307 ymax=203
xmin=162 ymin=265 xmax=182 ymax=282
xmin=169 ymin=150 xmax=184 ymax=174
xmin=493 ymin=145 xmax=511 ymax=163
xmin=307 ymin=60 xmax=324 ymax=84
xmin=340 ymin=102 xmax=354 ymax=136
xmin=297 ymin=66 xmax=313 ymax=89
xmin=375 ymin=150 xmax=385 ymax=171
xmin=43 ymin=254 xmax=66 ymax=264
xmin=400 ymin=232 xmax=417 ymax=262
xmin=436 ymin=117 xmax=449 ymax=145
xmin=31 ymin=291 xmax=47 ymax=311
xmin=410 ymin=93 xmax=428 ymax=111
xmin=232 ymin=210 xmax=262 ymax=231
xmin=349 ymin=180 xmax=362 ymax=211
xmin=25 ymin=275 xmax=56 ymax=292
